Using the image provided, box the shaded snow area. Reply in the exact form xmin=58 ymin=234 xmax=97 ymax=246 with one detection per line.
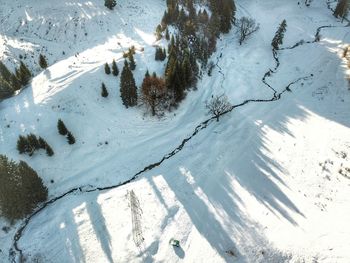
xmin=1 ymin=0 xmax=350 ymax=262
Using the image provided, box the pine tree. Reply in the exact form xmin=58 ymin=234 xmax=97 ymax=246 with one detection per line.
xmin=67 ymin=132 xmax=76 ymax=145
xmin=45 ymin=144 xmax=54 ymax=156
xmin=105 ymin=63 xmax=111 ymax=74
xmin=0 ymin=155 xmax=48 ymax=221
xmin=334 ymin=0 xmax=349 ymax=20
xmin=112 ymin=59 xmax=119 ymax=76
xmin=17 ymin=61 xmax=32 ymax=86
xmin=10 ymin=74 xmax=21 ymax=91
xmin=39 ymin=54 xmax=48 ymax=69
xmin=145 ymin=70 xmax=150 ymax=78
xmin=57 ymin=119 xmax=68 ymax=136
xmin=101 ymin=82 xmax=109 ymax=97
xmin=105 ymin=0 xmax=117 ymax=10
xmin=128 ymin=53 xmax=136 ymax=70
xmin=271 ymin=19 xmax=287 ymax=50
xmin=0 ymin=62 xmax=12 ymax=83
xmin=16 ymin=135 xmax=28 ymax=154
xmin=120 ymin=60 xmax=138 ymax=107
xmin=0 ymin=77 xmax=14 ymax=99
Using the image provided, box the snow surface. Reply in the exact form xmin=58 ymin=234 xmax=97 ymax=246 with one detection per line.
xmin=1 ymin=0 xmax=350 ymax=262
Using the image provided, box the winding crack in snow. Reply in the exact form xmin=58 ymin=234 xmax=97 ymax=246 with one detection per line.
xmin=8 ymin=5 xmax=350 ymax=262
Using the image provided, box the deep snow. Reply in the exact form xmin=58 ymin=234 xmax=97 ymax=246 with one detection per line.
xmin=1 ymin=0 xmax=350 ymax=262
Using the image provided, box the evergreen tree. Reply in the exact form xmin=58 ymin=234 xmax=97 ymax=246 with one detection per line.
xmin=145 ymin=70 xmax=150 ymax=78
xmin=271 ymin=19 xmax=287 ymax=50
xmin=16 ymin=135 xmax=28 ymax=154
xmin=105 ymin=63 xmax=111 ymax=74
xmin=112 ymin=59 xmax=119 ymax=76
xmin=101 ymin=82 xmax=109 ymax=97
xmin=0 ymin=155 xmax=48 ymax=221
xmin=334 ymin=0 xmax=349 ymax=20
xmin=105 ymin=0 xmax=117 ymax=10
xmin=0 ymin=61 xmax=12 ymax=82
xmin=128 ymin=53 xmax=136 ymax=70
xmin=0 ymin=77 xmax=14 ymax=99
xmin=120 ymin=60 xmax=138 ymax=107
xmin=45 ymin=144 xmax=54 ymax=156
xmin=67 ymin=132 xmax=76 ymax=145
xmin=10 ymin=74 xmax=21 ymax=91
xmin=17 ymin=61 xmax=32 ymax=86
xmin=57 ymin=119 xmax=68 ymax=136
xmin=39 ymin=54 xmax=48 ymax=69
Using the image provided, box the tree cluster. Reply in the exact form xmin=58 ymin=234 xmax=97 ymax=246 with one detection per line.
xmin=155 ymin=47 xmax=167 ymax=61
xmin=0 ymin=155 xmax=48 ymax=221
xmin=0 ymin=61 xmax=31 ymax=100
xmin=57 ymin=119 xmax=76 ymax=144
xmin=120 ymin=60 xmax=138 ymax=107
xmin=17 ymin=134 xmax=54 ymax=157
xmin=165 ymin=35 xmax=198 ymax=104
xmin=271 ymin=20 xmax=287 ymax=50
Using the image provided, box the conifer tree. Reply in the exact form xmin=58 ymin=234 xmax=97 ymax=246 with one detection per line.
xmin=120 ymin=60 xmax=138 ymax=107
xmin=112 ymin=59 xmax=119 ymax=76
xmin=271 ymin=19 xmax=287 ymax=50
xmin=0 ymin=155 xmax=48 ymax=221
xmin=39 ymin=54 xmax=48 ymax=69
xmin=101 ymin=82 xmax=109 ymax=97
xmin=57 ymin=119 xmax=68 ymax=136
xmin=0 ymin=62 xmax=12 ymax=83
xmin=10 ymin=74 xmax=21 ymax=91
xmin=105 ymin=63 xmax=111 ymax=74
xmin=67 ymin=132 xmax=76 ymax=145
xmin=17 ymin=61 xmax=32 ymax=86
xmin=334 ymin=0 xmax=349 ymax=20
xmin=105 ymin=0 xmax=117 ymax=10
xmin=0 ymin=77 xmax=14 ymax=99
xmin=45 ymin=144 xmax=54 ymax=156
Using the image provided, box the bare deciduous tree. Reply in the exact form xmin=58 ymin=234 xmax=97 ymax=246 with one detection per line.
xmin=236 ymin=17 xmax=260 ymax=45
xmin=205 ymin=94 xmax=232 ymax=122
xmin=141 ymin=76 xmax=167 ymax=116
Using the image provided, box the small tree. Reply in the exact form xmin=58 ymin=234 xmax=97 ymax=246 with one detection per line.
xmin=57 ymin=119 xmax=68 ymax=135
xmin=104 ymin=63 xmax=111 ymax=75
xmin=101 ymin=82 xmax=109 ymax=97
xmin=236 ymin=17 xmax=260 ymax=45
xmin=205 ymin=94 xmax=232 ymax=122
xmin=0 ymin=155 xmax=48 ymax=221
xmin=105 ymin=0 xmax=117 ymax=10
xmin=141 ymin=76 xmax=167 ymax=116
xmin=39 ymin=54 xmax=48 ymax=69
xmin=112 ymin=59 xmax=119 ymax=76
xmin=67 ymin=132 xmax=76 ymax=145
xmin=45 ymin=144 xmax=54 ymax=156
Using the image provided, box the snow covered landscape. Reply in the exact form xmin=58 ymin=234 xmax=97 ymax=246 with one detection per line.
xmin=0 ymin=0 xmax=350 ymax=262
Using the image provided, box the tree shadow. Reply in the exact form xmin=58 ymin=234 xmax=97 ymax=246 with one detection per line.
xmin=85 ymin=192 xmax=114 ymax=263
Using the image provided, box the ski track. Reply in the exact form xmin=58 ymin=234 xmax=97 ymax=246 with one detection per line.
xmin=8 ymin=3 xmax=350 ymax=262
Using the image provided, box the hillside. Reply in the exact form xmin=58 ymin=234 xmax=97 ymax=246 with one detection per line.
xmin=1 ymin=0 xmax=350 ymax=262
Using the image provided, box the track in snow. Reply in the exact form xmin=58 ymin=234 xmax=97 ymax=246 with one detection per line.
xmin=8 ymin=5 xmax=350 ymax=263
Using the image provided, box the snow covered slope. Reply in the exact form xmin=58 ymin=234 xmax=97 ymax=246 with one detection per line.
xmin=1 ymin=0 xmax=350 ymax=262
